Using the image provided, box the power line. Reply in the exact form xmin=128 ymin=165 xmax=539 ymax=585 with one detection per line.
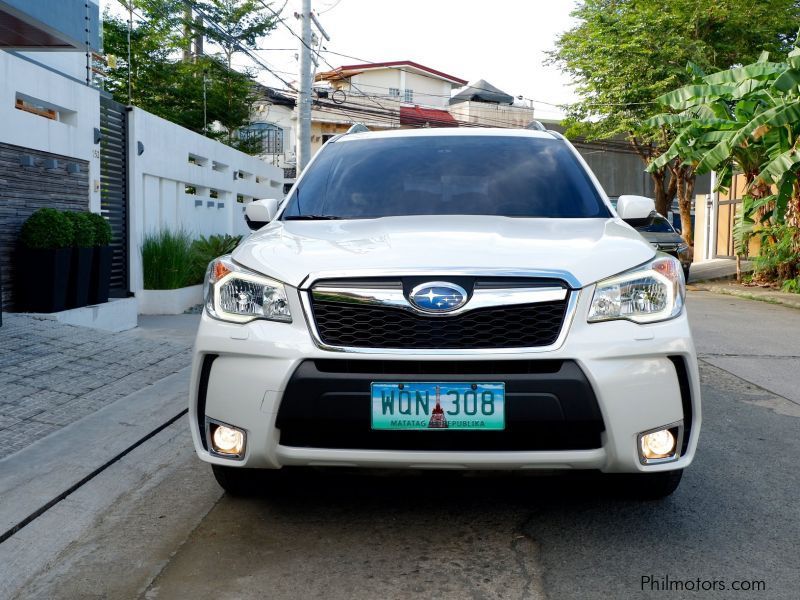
xmin=252 ymin=0 xmax=392 ymax=114
xmin=183 ymin=0 xmax=297 ymax=89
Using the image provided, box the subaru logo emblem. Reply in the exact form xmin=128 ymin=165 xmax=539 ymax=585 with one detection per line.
xmin=409 ymin=282 xmax=468 ymax=313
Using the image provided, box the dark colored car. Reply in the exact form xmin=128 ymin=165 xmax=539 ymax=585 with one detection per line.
xmin=627 ymin=211 xmax=691 ymax=280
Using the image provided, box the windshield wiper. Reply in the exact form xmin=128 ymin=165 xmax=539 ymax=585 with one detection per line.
xmin=283 ymin=214 xmax=342 ymax=220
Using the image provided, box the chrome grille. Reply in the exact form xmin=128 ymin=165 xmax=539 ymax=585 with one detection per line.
xmin=307 ymin=277 xmax=571 ymax=350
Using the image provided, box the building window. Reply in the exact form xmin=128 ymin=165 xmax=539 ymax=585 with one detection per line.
xmin=322 ymin=134 xmax=336 ymax=144
xmin=238 ymin=122 xmax=283 ymax=154
xmin=404 ymin=89 xmax=414 ymax=103
xmin=389 ymin=87 xmax=400 ymax=98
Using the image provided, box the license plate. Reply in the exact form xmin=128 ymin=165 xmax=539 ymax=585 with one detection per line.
xmin=371 ymin=382 xmax=505 ymax=430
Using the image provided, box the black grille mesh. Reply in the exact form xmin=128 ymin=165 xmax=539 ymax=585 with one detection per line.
xmin=310 ymin=298 xmax=569 ymax=349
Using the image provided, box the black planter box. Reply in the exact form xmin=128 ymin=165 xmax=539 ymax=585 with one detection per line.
xmin=67 ymin=247 xmax=94 ymax=309
xmin=88 ymin=245 xmax=112 ymax=305
xmin=17 ymin=247 xmax=72 ymax=313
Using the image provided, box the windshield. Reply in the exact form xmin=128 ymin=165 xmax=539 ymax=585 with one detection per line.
xmin=281 ymin=136 xmax=611 ymax=220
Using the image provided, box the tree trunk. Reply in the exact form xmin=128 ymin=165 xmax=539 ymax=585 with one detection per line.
xmin=652 ymin=170 xmax=669 ymax=217
xmin=183 ymin=6 xmax=193 ymax=62
xmin=678 ymin=166 xmax=695 ymax=246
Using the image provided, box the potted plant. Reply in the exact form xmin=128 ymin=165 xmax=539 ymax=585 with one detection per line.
xmin=17 ymin=208 xmax=74 ymax=312
xmin=87 ymin=212 xmax=113 ymax=305
xmin=138 ymin=230 xmax=204 ymax=314
xmin=64 ymin=211 xmax=95 ymax=309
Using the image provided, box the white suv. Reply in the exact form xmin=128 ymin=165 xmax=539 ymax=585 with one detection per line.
xmin=190 ymin=128 xmax=701 ymax=499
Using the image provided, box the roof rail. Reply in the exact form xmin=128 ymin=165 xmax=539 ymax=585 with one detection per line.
xmin=525 ymin=120 xmax=546 ymax=131
xmin=346 ymin=123 xmax=370 ymax=134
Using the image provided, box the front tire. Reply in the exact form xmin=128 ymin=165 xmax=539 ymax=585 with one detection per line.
xmin=212 ymin=464 xmax=262 ymax=496
xmin=627 ymin=469 xmax=683 ymax=500
xmin=683 ymin=266 xmax=691 ymax=282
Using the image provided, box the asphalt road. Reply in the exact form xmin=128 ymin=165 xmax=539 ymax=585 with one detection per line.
xmin=8 ymin=291 xmax=800 ymax=600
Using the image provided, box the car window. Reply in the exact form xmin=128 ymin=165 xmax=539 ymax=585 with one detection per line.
xmin=627 ymin=213 xmax=676 ymax=233
xmin=282 ymin=136 xmax=611 ymax=219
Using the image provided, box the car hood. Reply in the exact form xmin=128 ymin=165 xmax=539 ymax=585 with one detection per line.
xmin=233 ymin=215 xmax=655 ymax=289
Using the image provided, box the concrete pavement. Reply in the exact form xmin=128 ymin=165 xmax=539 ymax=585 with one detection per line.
xmin=687 ymin=258 xmax=751 ymax=283
xmin=2 ymin=292 xmax=799 ymax=599
xmin=0 ymin=314 xmax=194 ymax=459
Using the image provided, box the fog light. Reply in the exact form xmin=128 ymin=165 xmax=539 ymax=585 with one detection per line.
xmin=639 ymin=426 xmax=679 ymax=463
xmin=209 ymin=422 xmax=246 ymax=458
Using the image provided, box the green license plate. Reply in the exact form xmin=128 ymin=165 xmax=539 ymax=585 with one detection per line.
xmin=371 ymin=382 xmax=505 ymax=430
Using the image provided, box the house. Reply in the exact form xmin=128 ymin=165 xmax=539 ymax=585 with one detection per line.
xmin=0 ymin=0 xmax=282 ymax=320
xmin=313 ymin=60 xmax=467 ymax=148
xmin=0 ymin=0 xmax=102 ymax=311
xmin=244 ymin=87 xmax=298 ymax=194
xmin=448 ymin=79 xmax=535 ymax=129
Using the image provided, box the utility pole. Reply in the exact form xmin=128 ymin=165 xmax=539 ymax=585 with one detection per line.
xmin=182 ymin=4 xmax=192 ymax=62
xmin=297 ymin=0 xmax=312 ymax=172
xmin=127 ymin=1 xmax=132 ymax=102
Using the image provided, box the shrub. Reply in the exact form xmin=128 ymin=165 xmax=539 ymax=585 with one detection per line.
xmin=188 ymin=234 xmax=242 ymax=284
xmin=141 ymin=230 xmax=194 ymax=290
xmin=64 ymin=211 xmax=95 ymax=247
xmin=781 ymin=277 xmax=800 ymax=294
xmin=19 ymin=208 xmax=74 ymax=249
xmin=752 ymin=225 xmax=799 ymax=284
xmin=88 ymin=212 xmax=113 ymax=246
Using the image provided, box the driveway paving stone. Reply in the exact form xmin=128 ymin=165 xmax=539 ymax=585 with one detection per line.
xmin=0 ymin=313 xmax=193 ymax=460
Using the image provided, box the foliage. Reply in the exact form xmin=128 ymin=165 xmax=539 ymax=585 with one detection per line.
xmin=751 ymin=225 xmax=800 ymax=284
xmin=782 ymin=277 xmax=800 ymax=293
xmin=19 ymin=208 xmax=74 ymax=250
xmin=549 ymin=0 xmax=800 ymax=231
xmin=141 ymin=230 xmax=195 ymax=289
xmin=188 ymin=233 xmax=242 ymax=283
xmin=102 ymin=1 xmax=268 ymax=145
xmin=194 ymin=0 xmax=277 ymax=68
xmin=647 ymin=38 xmax=800 ymax=285
xmin=64 ymin=212 xmax=96 ymax=247
xmin=88 ymin=212 xmax=113 ymax=246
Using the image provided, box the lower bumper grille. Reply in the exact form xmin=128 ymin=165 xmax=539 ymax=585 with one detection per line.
xmin=276 ymin=359 xmax=604 ymax=452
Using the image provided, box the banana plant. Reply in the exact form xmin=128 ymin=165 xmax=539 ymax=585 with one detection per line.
xmin=646 ymin=38 xmax=800 ymax=284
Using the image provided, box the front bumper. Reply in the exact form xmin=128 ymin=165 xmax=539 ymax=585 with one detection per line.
xmin=189 ymin=287 xmax=701 ymax=474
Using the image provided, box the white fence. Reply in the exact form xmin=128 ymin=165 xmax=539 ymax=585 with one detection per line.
xmin=128 ymin=107 xmax=284 ymax=295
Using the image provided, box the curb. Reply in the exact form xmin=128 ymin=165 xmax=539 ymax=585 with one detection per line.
xmin=690 ymin=283 xmax=800 ymax=310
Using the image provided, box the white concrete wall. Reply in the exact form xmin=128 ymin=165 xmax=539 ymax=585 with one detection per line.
xmin=402 ymin=71 xmax=451 ymax=108
xmin=0 ymin=50 xmax=101 ymax=210
xmin=16 ymin=51 xmax=88 ymax=82
xmin=448 ymin=100 xmax=535 ymax=128
xmin=349 ymin=68 xmax=453 ymax=108
xmin=127 ymin=107 xmax=283 ymax=295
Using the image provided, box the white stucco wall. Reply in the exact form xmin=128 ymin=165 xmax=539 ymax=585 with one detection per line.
xmin=0 ymin=50 xmax=101 ymax=210
xmin=349 ymin=68 xmax=454 ymax=108
xmin=15 ymin=51 xmax=88 ymax=82
xmin=127 ymin=107 xmax=284 ymax=295
xmin=448 ymin=100 xmax=536 ymax=128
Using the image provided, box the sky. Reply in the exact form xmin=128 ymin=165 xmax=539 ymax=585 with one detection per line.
xmin=105 ymin=0 xmax=581 ymax=119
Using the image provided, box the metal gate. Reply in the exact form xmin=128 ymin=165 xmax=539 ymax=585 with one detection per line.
xmin=99 ymin=96 xmax=129 ymax=296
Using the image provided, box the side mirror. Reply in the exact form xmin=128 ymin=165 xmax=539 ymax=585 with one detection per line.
xmin=616 ymin=195 xmax=655 ymax=221
xmin=244 ymin=198 xmax=279 ymax=230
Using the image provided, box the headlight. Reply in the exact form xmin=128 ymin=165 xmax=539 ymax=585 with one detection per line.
xmin=204 ymin=255 xmax=291 ymax=324
xmin=588 ymin=255 xmax=685 ymax=324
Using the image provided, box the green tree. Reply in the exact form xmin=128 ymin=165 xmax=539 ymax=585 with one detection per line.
xmin=103 ymin=1 xmax=270 ymax=148
xmin=550 ymin=0 xmax=800 ymax=242
xmin=648 ymin=41 xmax=800 ymax=284
xmin=194 ymin=0 xmax=277 ymax=68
